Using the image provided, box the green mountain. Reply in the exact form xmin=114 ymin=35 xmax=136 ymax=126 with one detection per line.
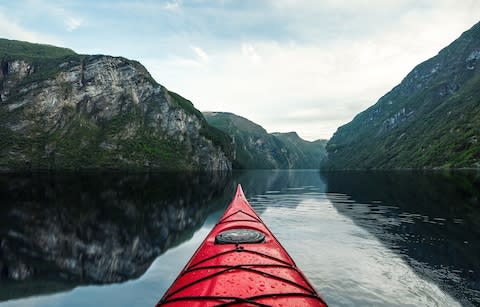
xmin=0 ymin=38 xmax=232 ymax=171
xmin=0 ymin=38 xmax=76 ymax=58
xmin=325 ymin=22 xmax=480 ymax=170
xmin=203 ymin=112 xmax=326 ymax=169
xmin=272 ymin=132 xmax=327 ymax=169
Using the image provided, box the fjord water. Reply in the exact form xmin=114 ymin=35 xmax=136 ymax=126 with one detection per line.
xmin=0 ymin=170 xmax=479 ymax=306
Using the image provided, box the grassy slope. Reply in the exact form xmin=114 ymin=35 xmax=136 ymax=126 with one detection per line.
xmin=0 ymin=38 xmax=76 ymax=59
xmin=204 ymin=113 xmax=265 ymax=168
xmin=272 ymin=132 xmax=327 ymax=168
xmin=325 ymin=22 xmax=480 ymax=169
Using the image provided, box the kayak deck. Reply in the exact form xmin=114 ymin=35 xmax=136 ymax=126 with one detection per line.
xmin=157 ymin=185 xmax=327 ymax=306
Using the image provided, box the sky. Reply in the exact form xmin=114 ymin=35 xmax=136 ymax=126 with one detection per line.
xmin=0 ymin=1 xmax=479 ymax=140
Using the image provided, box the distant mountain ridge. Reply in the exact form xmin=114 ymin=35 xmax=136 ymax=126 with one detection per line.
xmin=272 ymin=131 xmax=327 ymax=168
xmin=0 ymin=38 xmax=232 ymax=171
xmin=325 ymin=21 xmax=480 ymax=169
xmin=204 ymin=112 xmax=327 ymax=169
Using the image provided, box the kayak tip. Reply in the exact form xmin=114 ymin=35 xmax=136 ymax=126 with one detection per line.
xmin=235 ymin=184 xmax=246 ymax=199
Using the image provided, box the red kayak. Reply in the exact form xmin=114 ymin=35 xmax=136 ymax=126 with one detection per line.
xmin=156 ymin=185 xmax=328 ymax=306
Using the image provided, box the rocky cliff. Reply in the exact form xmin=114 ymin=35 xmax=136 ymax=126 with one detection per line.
xmin=325 ymin=22 xmax=480 ymax=169
xmin=204 ymin=112 xmax=326 ymax=169
xmin=0 ymin=38 xmax=232 ymax=171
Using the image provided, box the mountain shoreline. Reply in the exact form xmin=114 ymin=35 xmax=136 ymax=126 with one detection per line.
xmin=324 ymin=21 xmax=480 ymax=170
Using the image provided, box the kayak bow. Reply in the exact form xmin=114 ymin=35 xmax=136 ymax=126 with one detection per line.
xmin=156 ymin=184 xmax=327 ymax=306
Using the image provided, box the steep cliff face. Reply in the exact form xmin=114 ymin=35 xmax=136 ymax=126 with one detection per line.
xmin=204 ymin=112 xmax=326 ymax=169
xmin=325 ymin=22 xmax=480 ymax=169
xmin=0 ymin=39 xmax=231 ymax=170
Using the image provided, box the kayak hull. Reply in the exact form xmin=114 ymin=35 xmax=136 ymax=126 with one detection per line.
xmin=157 ymin=185 xmax=327 ymax=306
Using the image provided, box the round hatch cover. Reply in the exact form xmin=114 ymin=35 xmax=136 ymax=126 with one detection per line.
xmin=215 ymin=228 xmax=265 ymax=244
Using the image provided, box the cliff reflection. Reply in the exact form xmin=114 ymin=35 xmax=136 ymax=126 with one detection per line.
xmin=321 ymin=171 xmax=480 ymax=305
xmin=0 ymin=171 xmax=230 ymax=300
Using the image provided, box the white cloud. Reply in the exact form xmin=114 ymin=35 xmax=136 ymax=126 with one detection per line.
xmin=191 ymin=46 xmax=209 ymax=62
xmin=143 ymin=5 xmax=479 ymax=140
xmin=50 ymin=7 xmax=85 ymax=32
xmin=64 ymin=16 xmax=83 ymax=32
xmin=111 ymin=0 xmax=181 ymax=12
xmin=15 ymin=0 xmax=86 ymax=33
xmin=242 ymin=43 xmax=261 ymax=63
xmin=0 ymin=10 xmax=60 ymax=45
xmin=164 ymin=0 xmax=181 ymax=11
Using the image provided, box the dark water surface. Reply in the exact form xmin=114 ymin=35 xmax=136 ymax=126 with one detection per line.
xmin=0 ymin=170 xmax=479 ymax=306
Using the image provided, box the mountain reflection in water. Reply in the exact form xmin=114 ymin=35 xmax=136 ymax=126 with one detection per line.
xmin=321 ymin=171 xmax=480 ymax=306
xmin=0 ymin=170 xmax=479 ymax=306
xmin=0 ymin=171 xmax=230 ymax=301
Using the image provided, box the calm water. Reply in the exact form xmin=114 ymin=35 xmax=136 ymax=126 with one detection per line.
xmin=0 ymin=170 xmax=479 ymax=306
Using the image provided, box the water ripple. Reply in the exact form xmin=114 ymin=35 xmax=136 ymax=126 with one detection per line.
xmin=248 ymin=190 xmax=465 ymax=307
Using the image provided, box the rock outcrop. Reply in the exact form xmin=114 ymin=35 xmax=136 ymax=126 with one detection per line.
xmin=0 ymin=38 xmax=231 ymax=171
